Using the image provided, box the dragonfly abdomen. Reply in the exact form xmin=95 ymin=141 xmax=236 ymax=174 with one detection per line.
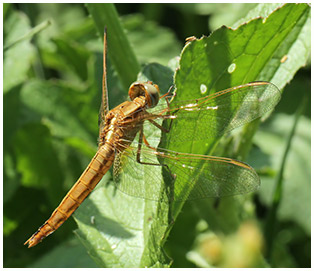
xmin=24 ymin=144 xmax=115 ymax=248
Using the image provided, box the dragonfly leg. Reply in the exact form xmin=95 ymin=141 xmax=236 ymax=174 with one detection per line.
xmin=137 ymin=127 xmax=178 ymax=185
xmin=142 ymin=133 xmax=157 ymax=151
xmin=136 ymin=127 xmax=170 ymax=168
xmin=148 ymin=114 xmax=175 ymax=135
xmin=137 ymin=127 xmax=177 ymax=206
xmin=159 ymin=85 xmax=175 ymax=107
xmin=148 ymin=119 xmax=170 ymax=133
xmin=136 ymin=126 xmax=161 ymax=166
xmin=148 ymin=88 xmax=177 ymax=132
xmin=153 ymin=87 xmax=177 ymax=132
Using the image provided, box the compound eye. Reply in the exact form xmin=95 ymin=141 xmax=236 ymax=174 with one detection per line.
xmin=128 ymin=81 xmax=160 ymax=108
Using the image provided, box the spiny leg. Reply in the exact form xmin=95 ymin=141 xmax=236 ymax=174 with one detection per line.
xmin=148 ymin=119 xmax=170 ymax=133
xmin=136 ymin=126 xmax=176 ymax=206
xmin=136 ymin=127 xmax=176 ymax=223
xmin=146 ymin=90 xmax=178 ymax=221
xmin=159 ymin=85 xmax=175 ymax=107
xmin=136 ymin=125 xmax=163 ymax=166
xmin=149 ymin=86 xmax=177 ymax=133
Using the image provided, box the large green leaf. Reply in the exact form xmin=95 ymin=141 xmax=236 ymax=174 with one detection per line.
xmin=74 ymin=179 xmax=171 ymax=267
xmin=175 ymin=3 xmax=309 ymax=101
xmin=163 ymin=3 xmax=310 ymax=218
xmin=167 ymin=3 xmax=309 ymax=267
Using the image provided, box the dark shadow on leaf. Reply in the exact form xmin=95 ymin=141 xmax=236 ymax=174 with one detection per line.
xmin=74 ymin=197 xmax=134 ymax=239
xmin=142 ymin=63 xmax=174 ymax=92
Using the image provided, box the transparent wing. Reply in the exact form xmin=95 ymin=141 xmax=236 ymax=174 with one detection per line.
xmin=98 ymin=28 xmax=109 ymax=140
xmin=113 ymin=142 xmax=259 ymax=201
xmin=116 ymin=81 xmax=281 ymax=144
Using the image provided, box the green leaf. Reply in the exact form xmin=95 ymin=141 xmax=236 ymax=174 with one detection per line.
xmin=52 ymin=37 xmax=91 ymax=81
xmin=160 ymin=4 xmax=309 ymax=220
xmin=27 ymin=238 xmax=98 ymax=268
xmin=122 ymin=14 xmax=181 ymax=65
xmin=4 ymin=87 xmax=22 ymax=203
xmin=170 ymin=2 xmax=308 ymax=163
xmin=13 ymin=123 xmax=65 ymax=206
xmin=231 ymin=3 xmax=311 ymax=91
xmin=14 ymin=78 xmax=99 ymax=207
xmin=20 ymin=79 xmax=97 ymax=147
xmin=3 ymin=3 xmax=11 ymax=19
xmin=163 ymin=3 xmax=310 ymax=267
xmin=175 ymin=3 xmax=310 ymax=101
xmin=4 ymin=10 xmax=36 ymax=93
xmin=74 ymin=181 xmax=170 ymax=267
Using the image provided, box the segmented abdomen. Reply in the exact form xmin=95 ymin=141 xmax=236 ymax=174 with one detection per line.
xmin=24 ymin=144 xmax=114 ymax=248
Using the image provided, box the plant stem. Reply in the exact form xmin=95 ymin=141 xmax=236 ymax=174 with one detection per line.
xmin=264 ymin=94 xmax=307 ymax=260
xmin=4 ymin=20 xmax=51 ymax=51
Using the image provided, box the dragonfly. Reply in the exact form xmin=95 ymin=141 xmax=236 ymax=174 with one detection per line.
xmin=24 ymin=31 xmax=281 ymax=248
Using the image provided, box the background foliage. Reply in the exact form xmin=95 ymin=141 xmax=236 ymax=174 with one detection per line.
xmin=3 ymin=3 xmax=310 ymax=268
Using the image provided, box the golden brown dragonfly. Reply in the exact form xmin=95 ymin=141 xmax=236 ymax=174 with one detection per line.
xmin=24 ymin=31 xmax=281 ymax=248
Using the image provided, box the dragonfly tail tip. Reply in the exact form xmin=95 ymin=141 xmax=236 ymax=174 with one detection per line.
xmin=24 ymin=236 xmax=37 ymax=248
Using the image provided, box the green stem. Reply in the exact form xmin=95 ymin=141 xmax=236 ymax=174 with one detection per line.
xmin=86 ymin=3 xmax=141 ymax=90
xmin=4 ymin=20 xmax=51 ymax=51
xmin=264 ymin=95 xmax=307 ymax=260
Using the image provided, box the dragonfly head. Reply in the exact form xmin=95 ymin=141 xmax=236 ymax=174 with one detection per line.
xmin=129 ymin=81 xmax=160 ymax=108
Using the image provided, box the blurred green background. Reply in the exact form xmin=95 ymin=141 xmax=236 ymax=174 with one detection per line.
xmin=3 ymin=3 xmax=310 ymax=268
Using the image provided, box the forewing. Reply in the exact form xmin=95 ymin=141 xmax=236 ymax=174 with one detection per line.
xmin=118 ymin=81 xmax=281 ymax=144
xmin=164 ymin=81 xmax=281 ymax=142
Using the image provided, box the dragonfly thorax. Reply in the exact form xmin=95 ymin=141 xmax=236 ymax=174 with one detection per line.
xmin=99 ymin=99 xmax=146 ymax=151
